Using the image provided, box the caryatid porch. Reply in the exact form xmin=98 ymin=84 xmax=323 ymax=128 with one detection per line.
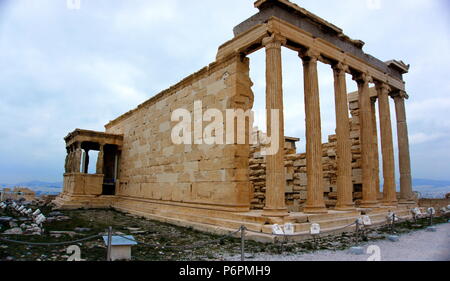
xmin=58 ymin=129 xmax=123 ymax=204
xmin=218 ymin=0 xmax=416 ymax=216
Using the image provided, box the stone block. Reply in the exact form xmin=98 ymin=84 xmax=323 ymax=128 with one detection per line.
xmin=426 ymin=226 xmax=437 ymax=232
xmin=387 ymin=235 xmax=399 ymax=242
xmin=349 ymin=101 xmax=359 ymax=110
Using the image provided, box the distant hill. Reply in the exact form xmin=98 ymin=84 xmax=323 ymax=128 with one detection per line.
xmin=413 ymin=178 xmax=450 ymax=187
xmin=14 ymin=180 xmax=62 ymax=189
xmin=0 ymin=181 xmax=62 ymax=195
xmin=412 ymin=178 xmax=450 ymax=199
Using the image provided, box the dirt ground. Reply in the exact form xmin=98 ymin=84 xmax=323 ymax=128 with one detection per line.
xmin=1 ymin=206 xmax=448 ymax=261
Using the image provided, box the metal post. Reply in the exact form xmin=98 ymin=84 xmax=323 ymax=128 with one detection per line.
xmin=240 ymin=225 xmax=245 ymax=262
xmin=355 ymin=220 xmax=359 ymax=244
xmin=429 ymin=213 xmax=433 ymax=226
xmin=107 ymin=226 xmax=112 ymax=261
xmin=281 ymin=235 xmax=287 ymax=253
xmin=392 ymin=213 xmax=396 ymax=234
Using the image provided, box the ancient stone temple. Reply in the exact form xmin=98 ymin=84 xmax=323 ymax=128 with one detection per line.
xmin=54 ymin=0 xmax=416 ymax=241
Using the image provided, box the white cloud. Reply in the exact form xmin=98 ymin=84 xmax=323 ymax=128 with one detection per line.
xmin=112 ymin=0 xmax=179 ymax=31
xmin=410 ymin=132 xmax=445 ymax=145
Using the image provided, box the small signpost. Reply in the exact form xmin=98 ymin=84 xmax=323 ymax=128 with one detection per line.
xmin=310 ymin=223 xmax=320 ymax=235
xmin=284 ymin=223 xmax=294 ymax=235
xmin=310 ymin=223 xmax=320 ymax=249
xmin=362 ymin=215 xmax=372 ymax=226
xmin=271 ymin=224 xmax=284 ymax=235
xmin=427 ymin=207 xmax=436 ymax=230
xmin=103 ymin=235 xmax=137 ymax=261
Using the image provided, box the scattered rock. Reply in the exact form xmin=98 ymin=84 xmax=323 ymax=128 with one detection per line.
xmin=349 ymin=247 xmax=365 ymax=255
xmin=9 ymin=221 xmax=18 ymax=228
xmin=49 ymin=231 xmax=77 ymax=237
xmin=56 ymin=216 xmax=71 ymax=221
xmin=131 ymin=230 xmax=146 ymax=234
xmin=367 ymin=233 xmax=385 ymax=240
xmin=74 ymin=227 xmax=91 ymax=233
xmin=0 ymin=216 xmax=13 ymax=223
xmin=387 ymin=235 xmax=400 ymax=242
xmin=46 ymin=216 xmax=71 ymax=223
xmin=126 ymin=227 xmax=141 ymax=231
xmin=3 ymin=227 xmax=23 ymax=235
xmin=48 ymin=211 xmax=63 ymax=217
xmin=426 ymin=226 xmax=437 ymax=232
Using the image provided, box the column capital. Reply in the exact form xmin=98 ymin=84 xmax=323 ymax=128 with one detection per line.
xmin=392 ymin=90 xmax=409 ymax=100
xmin=375 ymin=82 xmax=392 ymax=94
xmin=331 ymin=61 xmax=349 ymax=74
xmin=352 ymin=72 xmax=373 ymax=85
xmin=299 ymin=48 xmax=321 ymax=64
xmin=262 ymin=33 xmax=286 ymax=49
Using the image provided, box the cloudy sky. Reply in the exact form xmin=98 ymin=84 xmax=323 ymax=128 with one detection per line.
xmin=0 ymin=0 xmax=449 ymax=184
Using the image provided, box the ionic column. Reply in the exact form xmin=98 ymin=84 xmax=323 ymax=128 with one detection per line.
xmin=96 ymin=144 xmax=104 ymax=174
xmin=354 ymin=74 xmax=379 ymax=208
xmin=376 ymin=83 xmax=397 ymax=205
xmin=394 ymin=92 xmax=414 ymax=203
xmin=370 ymin=97 xmax=381 ymax=195
xmin=332 ymin=63 xmax=355 ymax=211
xmin=262 ymin=34 xmax=288 ymax=217
xmin=300 ymin=49 xmax=327 ymax=214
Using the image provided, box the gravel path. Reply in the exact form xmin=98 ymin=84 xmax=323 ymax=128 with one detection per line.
xmin=225 ymin=222 xmax=450 ymax=261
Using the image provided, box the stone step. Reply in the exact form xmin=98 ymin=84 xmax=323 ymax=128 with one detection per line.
xmin=307 ymin=210 xmax=360 ymax=223
xmin=259 ymin=215 xmax=358 ymax=234
xmin=111 ymin=200 xmax=416 ymax=242
xmin=114 ymin=198 xmax=270 ymax=224
xmin=366 ymin=208 xmax=412 ymax=226
xmin=156 ymin=209 xmax=264 ymax=232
